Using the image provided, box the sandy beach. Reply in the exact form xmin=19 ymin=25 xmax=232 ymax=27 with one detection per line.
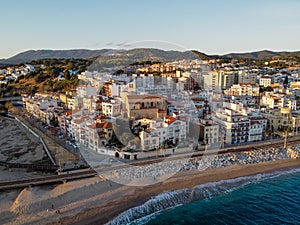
xmin=1 ymin=157 xmax=299 ymax=225
xmin=1 ymin=115 xmax=300 ymax=225
xmin=58 ymin=158 xmax=300 ymax=225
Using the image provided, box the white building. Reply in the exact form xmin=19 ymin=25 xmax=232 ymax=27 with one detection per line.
xmin=225 ymin=83 xmax=260 ymax=96
xmin=213 ymin=107 xmax=250 ymax=145
xmin=139 ymin=116 xmax=187 ymax=150
xmin=238 ymin=70 xmax=257 ymax=84
xmin=102 ymin=99 xmax=121 ymax=117
xmin=203 ymin=71 xmax=219 ymax=91
xmin=199 ymin=119 xmax=219 ymax=146
xmin=218 ymin=70 xmax=237 ymax=90
xmin=260 ymin=76 xmax=272 ymax=87
xmin=139 ymin=130 xmax=160 ymax=151
xmin=249 ymin=121 xmax=263 ymax=142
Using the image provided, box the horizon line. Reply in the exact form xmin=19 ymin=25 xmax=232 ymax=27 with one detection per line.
xmin=2 ymin=47 xmax=300 ymax=60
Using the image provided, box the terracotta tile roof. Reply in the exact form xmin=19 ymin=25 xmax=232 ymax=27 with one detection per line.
xmin=165 ymin=116 xmax=177 ymax=125
xmin=96 ymin=114 xmax=107 ymax=120
xmin=100 ymin=121 xmax=113 ymax=129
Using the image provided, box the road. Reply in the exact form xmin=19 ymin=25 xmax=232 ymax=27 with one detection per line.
xmin=1 ymin=135 xmax=300 ymax=191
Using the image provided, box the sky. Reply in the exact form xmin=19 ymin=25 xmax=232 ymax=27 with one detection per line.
xmin=1 ymin=0 xmax=300 ymax=58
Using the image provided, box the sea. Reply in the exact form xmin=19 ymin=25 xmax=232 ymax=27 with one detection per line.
xmin=107 ymin=168 xmax=300 ymax=225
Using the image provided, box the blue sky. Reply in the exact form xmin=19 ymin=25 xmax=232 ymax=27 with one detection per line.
xmin=1 ymin=0 xmax=300 ymax=58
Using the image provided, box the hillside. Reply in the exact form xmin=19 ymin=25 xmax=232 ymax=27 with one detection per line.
xmin=0 ymin=58 xmax=93 ymax=97
xmin=0 ymin=48 xmax=211 ymax=65
xmin=222 ymin=50 xmax=293 ymax=60
xmin=2 ymin=48 xmax=300 ymax=65
xmin=0 ymin=49 xmax=114 ymax=65
xmin=89 ymin=48 xmax=212 ymax=69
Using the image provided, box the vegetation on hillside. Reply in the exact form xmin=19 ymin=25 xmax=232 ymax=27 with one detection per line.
xmin=0 ymin=58 xmax=94 ymax=97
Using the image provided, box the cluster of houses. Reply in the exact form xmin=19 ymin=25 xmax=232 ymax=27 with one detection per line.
xmin=0 ymin=64 xmax=35 ymax=84
xmin=21 ymin=58 xmax=300 ymax=159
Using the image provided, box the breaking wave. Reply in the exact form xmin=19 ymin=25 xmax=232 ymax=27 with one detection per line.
xmin=106 ymin=167 xmax=300 ymax=225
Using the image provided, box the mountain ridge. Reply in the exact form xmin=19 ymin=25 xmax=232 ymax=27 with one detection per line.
xmin=222 ymin=50 xmax=295 ymax=60
xmin=1 ymin=48 xmax=300 ymax=65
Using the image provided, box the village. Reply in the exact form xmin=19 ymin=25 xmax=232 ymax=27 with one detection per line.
xmin=19 ymin=57 xmax=300 ymax=161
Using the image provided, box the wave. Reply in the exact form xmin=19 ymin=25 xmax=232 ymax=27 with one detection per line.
xmin=105 ymin=167 xmax=300 ymax=225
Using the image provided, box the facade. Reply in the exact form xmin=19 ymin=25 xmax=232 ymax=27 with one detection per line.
xmin=139 ymin=130 xmax=160 ymax=151
xmin=104 ymin=79 xmax=136 ymax=98
xmin=238 ymin=71 xmax=257 ymax=84
xmin=261 ymin=93 xmax=284 ymax=109
xmin=70 ymin=117 xmax=88 ymax=145
xmin=225 ymin=83 xmax=260 ymax=96
xmin=263 ymin=107 xmax=300 ymax=134
xmin=203 ymin=71 xmax=219 ymax=91
xmin=199 ymin=119 xmax=219 ymax=146
xmin=101 ymin=100 xmax=121 ymax=117
xmin=260 ymin=76 xmax=272 ymax=87
xmin=125 ymin=94 xmax=167 ymax=119
xmin=218 ymin=70 xmax=238 ymax=90
xmin=139 ymin=116 xmax=187 ymax=150
xmin=250 ymin=117 xmax=268 ymax=131
xmin=213 ymin=108 xmax=250 ymax=145
xmin=249 ymin=121 xmax=263 ymax=142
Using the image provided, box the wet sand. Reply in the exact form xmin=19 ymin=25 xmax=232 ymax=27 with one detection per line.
xmin=46 ymin=158 xmax=300 ymax=225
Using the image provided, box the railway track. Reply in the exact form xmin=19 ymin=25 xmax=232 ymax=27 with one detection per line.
xmin=0 ymin=170 xmax=97 ymax=191
xmin=1 ymin=137 xmax=300 ymax=190
xmin=114 ymin=137 xmax=300 ymax=167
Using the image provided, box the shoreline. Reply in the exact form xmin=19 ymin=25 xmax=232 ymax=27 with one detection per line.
xmin=48 ymin=158 xmax=300 ymax=225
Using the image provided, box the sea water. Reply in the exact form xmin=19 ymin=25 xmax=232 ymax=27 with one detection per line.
xmin=108 ymin=168 xmax=300 ymax=225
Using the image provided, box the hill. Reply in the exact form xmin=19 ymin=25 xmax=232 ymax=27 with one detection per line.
xmin=1 ymin=48 xmax=300 ymax=66
xmin=0 ymin=49 xmax=114 ymax=65
xmin=222 ymin=50 xmax=293 ymax=60
xmin=0 ymin=48 xmax=212 ymax=65
xmin=89 ymin=48 xmax=211 ymax=69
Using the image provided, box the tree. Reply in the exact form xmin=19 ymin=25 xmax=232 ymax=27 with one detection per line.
xmin=283 ymin=75 xmax=289 ymax=86
xmin=66 ymin=62 xmax=74 ymax=71
xmin=64 ymin=70 xmax=71 ymax=80
xmin=260 ymin=86 xmax=273 ymax=93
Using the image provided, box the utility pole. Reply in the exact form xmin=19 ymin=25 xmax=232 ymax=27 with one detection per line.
xmin=284 ymin=114 xmax=291 ymax=149
xmin=284 ymin=130 xmax=287 ymax=149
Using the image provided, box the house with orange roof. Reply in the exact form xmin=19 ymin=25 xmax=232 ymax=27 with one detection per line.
xmin=138 ymin=116 xmax=187 ymax=150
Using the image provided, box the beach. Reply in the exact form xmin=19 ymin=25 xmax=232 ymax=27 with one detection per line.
xmin=58 ymin=158 xmax=300 ymax=225
xmin=1 ymin=114 xmax=300 ymax=225
xmin=1 ymin=157 xmax=299 ymax=225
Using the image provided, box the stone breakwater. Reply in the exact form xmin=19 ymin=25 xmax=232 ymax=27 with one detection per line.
xmin=105 ymin=145 xmax=300 ymax=181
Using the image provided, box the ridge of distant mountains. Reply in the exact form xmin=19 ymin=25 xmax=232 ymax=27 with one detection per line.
xmin=0 ymin=48 xmax=299 ymax=66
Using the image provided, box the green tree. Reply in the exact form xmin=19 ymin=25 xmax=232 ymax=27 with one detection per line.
xmin=283 ymin=75 xmax=289 ymax=86
xmin=66 ymin=62 xmax=74 ymax=70
xmin=64 ymin=70 xmax=71 ymax=80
